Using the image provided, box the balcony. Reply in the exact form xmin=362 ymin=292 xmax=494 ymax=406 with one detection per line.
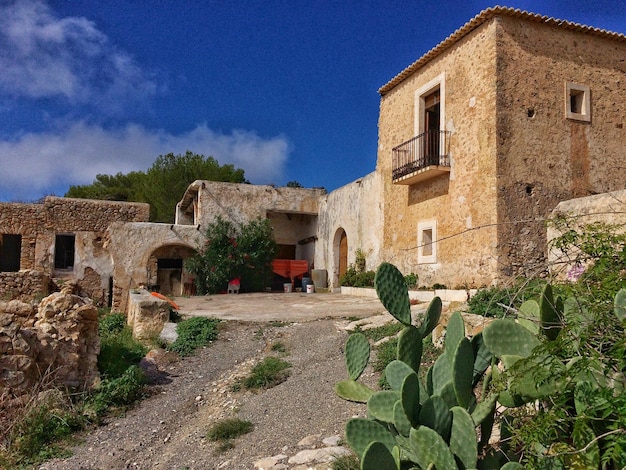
xmin=392 ymin=130 xmax=451 ymax=185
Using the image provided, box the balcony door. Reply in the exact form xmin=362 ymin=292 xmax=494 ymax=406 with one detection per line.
xmin=424 ymin=89 xmax=440 ymax=165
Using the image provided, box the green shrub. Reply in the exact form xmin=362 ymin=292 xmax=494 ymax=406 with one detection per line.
xmin=167 ymin=317 xmax=220 ymax=356
xmin=468 ymin=279 xmax=545 ymax=318
xmin=98 ymin=319 xmax=148 ymax=379
xmin=404 ymin=273 xmax=418 ymax=289
xmin=241 ymin=357 xmax=291 ymax=390
xmin=88 ymin=366 xmax=146 ymax=416
xmin=339 ymin=266 xmax=375 ymax=287
xmin=185 ymin=216 xmax=277 ymax=294
xmin=98 ymin=312 xmax=126 ymax=338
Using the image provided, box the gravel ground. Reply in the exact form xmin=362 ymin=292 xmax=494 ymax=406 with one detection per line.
xmin=41 ymin=318 xmax=375 ymax=470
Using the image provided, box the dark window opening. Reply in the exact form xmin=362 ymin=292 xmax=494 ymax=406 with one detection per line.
xmin=157 ymin=258 xmax=183 ymax=269
xmin=276 ymin=244 xmax=296 ymax=260
xmin=54 ymin=234 xmax=75 ymax=270
xmin=424 ymin=89 xmax=441 ymax=165
xmin=0 ymin=234 xmax=22 ymax=272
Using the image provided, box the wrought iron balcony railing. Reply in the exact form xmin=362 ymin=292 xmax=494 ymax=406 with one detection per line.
xmin=392 ymin=130 xmax=451 ymax=182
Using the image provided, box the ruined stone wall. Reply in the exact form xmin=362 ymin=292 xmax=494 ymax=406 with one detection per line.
xmin=495 ymin=17 xmax=626 ymax=279
xmin=547 ymin=189 xmax=626 ymax=277
xmin=0 ymin=202 xmax=46 ymax=270
xmin=0 ymin=270 xmax=48 ymax=302
xmin=377 ymin=20 xmax=499 ymax=288
xmin=316 ymin=171 xmax=383 ymax=287
xmin=0 ymin=286 xmax=100 ymax=399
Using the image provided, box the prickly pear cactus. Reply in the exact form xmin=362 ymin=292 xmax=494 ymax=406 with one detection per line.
xmin=336 ymin=262 xmax=519 ymax=469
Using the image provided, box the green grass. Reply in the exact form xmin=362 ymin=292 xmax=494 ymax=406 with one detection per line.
xmin=355 ymin=322 xmax=404 ymax=342
xmin=167 ymin=317 xmax=221 ymax=356
xmin=241 ymin=357 xmax=291 ymax=390
xmin=270 ymin=341 xmax=287 ymax=353
xmin=207 ymin=418 xmax=253 ymax=453
xmin=207 ymin=418 xmax=253 ymax=441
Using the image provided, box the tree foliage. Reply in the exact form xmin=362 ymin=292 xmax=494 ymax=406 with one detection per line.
xmin=65 ymin=151 xmax=247 ymax=223
xmin=185 ymin=216 xmax=277 ymax=294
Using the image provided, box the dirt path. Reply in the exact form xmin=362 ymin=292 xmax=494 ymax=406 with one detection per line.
xmin=41 ymin=318 xmax=374 ymax=470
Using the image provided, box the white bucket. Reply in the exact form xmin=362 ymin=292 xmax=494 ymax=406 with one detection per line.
xmin=283 ymin=283 xmax=292 ymax=293
xmin=306 ymin=284 xmax=315 ymax=294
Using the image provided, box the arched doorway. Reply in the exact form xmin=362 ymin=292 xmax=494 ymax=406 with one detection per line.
xmin=148 ymin=244 xmax=197 ymax=296
xmin=333 ymin=228 xmax=348 ymax=286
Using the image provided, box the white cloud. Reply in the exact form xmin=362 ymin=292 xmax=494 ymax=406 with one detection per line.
xmin=0 ymin=122 xmax=290 ymax=201
xmin=0 ymin=0 xmax=157 ymax=111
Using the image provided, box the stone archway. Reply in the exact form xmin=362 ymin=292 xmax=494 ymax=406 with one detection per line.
xmin=148 ymin=244 xmax=197 ymax=297
xmin=332 ymin=228 xmax=348 ymax=287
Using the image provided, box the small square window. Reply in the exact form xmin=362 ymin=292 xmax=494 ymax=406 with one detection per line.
xmin=418 ymin=221 xmax=437 ymax=264
xmin=565 ymin=82 xmax=591 ymax=122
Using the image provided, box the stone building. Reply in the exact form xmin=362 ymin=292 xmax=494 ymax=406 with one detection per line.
xmin=323 ymin=6 xmax=626 ymax=289
xmin=2 ymin=7 xmax=625 ymax=310
xmin=0 ymin=197 xmax=149 ymax=305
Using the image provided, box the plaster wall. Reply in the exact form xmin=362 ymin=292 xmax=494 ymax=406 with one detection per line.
xmin=378 ymin=20 xmax=499 ymax=288
xmin=107 ymin=222 xmax=203 ymax=312
xmin=316 ymin=171 xmax=383 ymax=287
xmin=495 ymin=17 xmax=626 ymax=278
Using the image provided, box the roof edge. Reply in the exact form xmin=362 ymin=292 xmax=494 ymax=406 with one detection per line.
xmin=378 ymin=6 xmax=626 ymax=95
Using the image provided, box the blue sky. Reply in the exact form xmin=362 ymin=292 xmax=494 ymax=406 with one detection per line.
xmin=1 ymin=0 xmax=624 ymax=202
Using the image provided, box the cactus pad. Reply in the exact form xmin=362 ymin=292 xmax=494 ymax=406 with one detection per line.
xmin=361 ymin=441 xmax=398 ymax=470
xmin=397 ymin=325 xmax=423 ymax=373
xmin=445 ymin=312 xmax=465 ymax=361
xmin=345 ymin=418 xmax=396 ymax=458
xmin=418 ymin=296 xmax=442 ymax=337
xmin=367 ymin=390 xmax=401 ymax=423
xmin=345 ymin=332 xmax=370 ymax=380
xmin=385 ymin=360 xmax=416 ymax=391
xmin=419 ymin=395 xmax=452 ymax=441
xmin=452 ymin=337 xmax=474 ymax=408
xmin=401 ymin=372 xmax=421 ymax=427
xmin=335 ymin=379 xmax=374 ymax=403
xmin=483 ymin=319 xmax=540 ymax=358
xmin=375 ymin=262 xmax=411 ymax=325
xmin=539 ymin=283 xmax=562 ymax=340
xmin=450 ymin=407 xmax=478 ymax=469
xmin=409 ymin=426 xmax=457 ymax=470
xmin=393 ymin=400 xmax=412 ymax=437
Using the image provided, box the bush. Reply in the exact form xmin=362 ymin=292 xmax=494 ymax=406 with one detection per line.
xmin=404 ymin=273 xmax=418 ymax=289
xmin=186 ymin=216 xmax=277 ymax=294
xmin=98 ymin=314 xmax=147 ymax=379
xmin=339 ymin=266 xmax=375 ymax=287
xmin=468 ymin=279 xmax=545 ymax=318
xmin=167 ymin=317 xmax=220 ymax=356
xmin=88 ymin=366 xmax=146 ymax=416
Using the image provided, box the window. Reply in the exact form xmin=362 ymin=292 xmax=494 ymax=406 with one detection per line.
xmin=418 ymin=221 xmax=437 ymax=264
xmin=565 ymin=82 xmax=591 ymax=122
xmin=54 ymin=234 xmax=75 ymax=270
xmin=0 ymin=234 xmax=21 ymax=272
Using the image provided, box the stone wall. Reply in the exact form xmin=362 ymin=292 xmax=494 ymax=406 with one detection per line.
xmin=0 ymin=270 xmax=48 ymax=302
xmin=0 ymin=196 xmax=149 ymax=308
xmin=376 ymin=11 xmax=626 ymax=287
xmin=547 ymin=189 xmax=626 ymax=277
xmin=0 ymin=285 xmax=100 ymax=399
xmin=127 ymin=289 xmax=170 ymax=341
xmin=377 ymin=19 xmax=499 ymax=288
xmin=494 ymin=16 xmax=626 ymax=279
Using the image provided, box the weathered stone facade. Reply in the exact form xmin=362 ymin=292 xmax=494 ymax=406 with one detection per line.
xmin=176 ymin=181 xmax=325 ymax=269
xmin=374 ymin=8 xmax=626 ymax=287
xmin=0 ymin=197 xmax=149 ymax=307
